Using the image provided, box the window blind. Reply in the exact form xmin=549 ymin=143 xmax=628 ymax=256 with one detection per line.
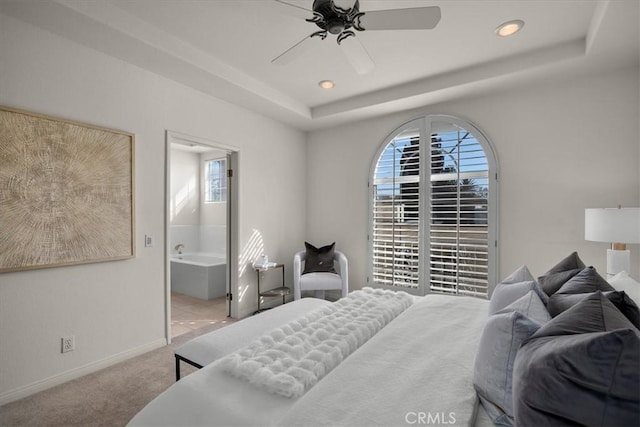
xmin=372 ymin=130 xmax=420 ymax=289
xmin=429 ymin=126 xmax=489 ymax=296
xmin=370 ymin=117 xmax=494 ymax=298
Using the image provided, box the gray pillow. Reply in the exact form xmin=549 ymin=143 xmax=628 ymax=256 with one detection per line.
xmin=500 ymin=265 xmax=535 ymax=284
xmin=552 ymin=266 xmax=614 ymax=295
xmin=489 ymin=281 xmax=548 ymax=314
xmin=474 ymin=291 xmax=550 ymax=426
xmin=513 ymin=293 xmax=640 ymax=427
xmin=548 ymin=290 xmax=640 ymax=329
xmin=496 ymin=290 xmax=551 ymax=323
xmin=537 ymin=251 xmax=585 ymax=296
xmin=302 ymin=241 xmax=336 ymax=274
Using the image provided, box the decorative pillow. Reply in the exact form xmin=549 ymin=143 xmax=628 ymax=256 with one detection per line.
xmin=489 ymin=281 xmax=547 ymax=314
xmin=533 ymin=291 xmax=634 ymax=336
xmin=548 ymin=291 xmax=640 ymax=329
xmin=609 ymin=271 xmax=640 ymax=306
xmin=495 ymin=289 xmax=551 ymax=323
xmin=537 ymin=251 xmax=586 ymax=296
xmin=302 ymin=242 xmax=337 ymax=275
xmin=513 ymin=293 xmax=640 ymax=427
xmin=500 ymin=265 xmax=535 ymax=284
xmin=551 ymin=266 xmax=614 ymax=295
xmin=474 ymin=291 xmax=550 ymax=426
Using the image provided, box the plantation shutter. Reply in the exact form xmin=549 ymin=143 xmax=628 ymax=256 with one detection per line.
xmin=370 ymin=117 xmax=495 ymax=298
xmin=429 ymin=122 xmax=490 ymax=296
xmin=371 ymin=128 xmax=421 ymax=291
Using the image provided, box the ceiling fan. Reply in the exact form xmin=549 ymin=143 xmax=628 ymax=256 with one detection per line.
xmin=272 ymin=0 xmax=441 ymax=75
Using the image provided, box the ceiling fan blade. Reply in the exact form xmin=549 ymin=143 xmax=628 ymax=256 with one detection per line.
xmin=271 ymin=35 xmax=314 ymax=65
xmin=339 ymin=35 xmax=375 ymax=75
xmin=273 ymin=0 xmax=314 ymax=20
xmin=359 ymin=6 xmax=441 ymax=31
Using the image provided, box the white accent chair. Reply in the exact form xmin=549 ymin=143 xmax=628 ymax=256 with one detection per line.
xmin=293 ymin=250 xmax=348 ymax=300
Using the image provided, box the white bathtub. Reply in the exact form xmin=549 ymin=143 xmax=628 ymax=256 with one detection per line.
xmin=170 ymin=253 xmax=227 ymax=300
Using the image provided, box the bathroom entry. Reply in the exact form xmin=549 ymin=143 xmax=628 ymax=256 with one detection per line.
xmin=165 ymin=131 xmax=238 ymax=341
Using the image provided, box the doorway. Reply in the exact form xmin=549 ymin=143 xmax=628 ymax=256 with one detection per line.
xmin=165 ymin=130 xmax=239 ymax=342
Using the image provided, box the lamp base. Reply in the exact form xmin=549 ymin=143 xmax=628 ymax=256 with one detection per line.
xmin=606 ymin=248 xmax=630 ymax=279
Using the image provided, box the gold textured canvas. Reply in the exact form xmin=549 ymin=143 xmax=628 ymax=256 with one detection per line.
xmin=0 ymin=106 xmax=135 ymax=273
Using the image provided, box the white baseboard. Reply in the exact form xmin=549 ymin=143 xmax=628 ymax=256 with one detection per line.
xmin=0 ymin=338 xmax=167 ymax=406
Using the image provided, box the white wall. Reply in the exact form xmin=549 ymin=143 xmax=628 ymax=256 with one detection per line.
xmin=0 ymin=14 xmax=306 ymax=403
xmin=168 ymin=147 xmax=228 ymax=256
xmin=170 ymin=149 xmax=201 ymax=226
xmin=306 ymin=66 xmax=640 ymax=291
xmin=169 ymin=148 xmax=202 ymax=254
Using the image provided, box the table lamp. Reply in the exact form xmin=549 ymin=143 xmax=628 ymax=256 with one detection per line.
xmin=585 ymin=207 xmax=640 ymax=278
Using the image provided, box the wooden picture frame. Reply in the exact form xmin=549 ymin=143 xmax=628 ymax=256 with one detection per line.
xmin=0 ymin=106 xmax=135 ymax=273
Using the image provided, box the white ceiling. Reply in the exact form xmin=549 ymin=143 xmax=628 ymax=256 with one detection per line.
xmin=1 ymin=0 xmax=638 ymax=130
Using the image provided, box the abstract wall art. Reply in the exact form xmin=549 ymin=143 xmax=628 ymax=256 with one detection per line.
xmin=0 ymin=106 xmax=135 ymax=273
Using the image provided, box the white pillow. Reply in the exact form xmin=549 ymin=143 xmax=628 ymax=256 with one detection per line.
xmin=608 ymin=271 xmax=640 ymax=306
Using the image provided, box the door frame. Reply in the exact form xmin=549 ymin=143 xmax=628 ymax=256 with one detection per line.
xmin=164 ymin=130 xmax=239 ymax=343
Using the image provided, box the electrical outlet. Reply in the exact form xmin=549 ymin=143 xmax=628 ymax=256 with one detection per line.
xmin=145 ymin=234 xmax=153 ymax=247
xmin=61 ymin=336 xmax=75 ymax=353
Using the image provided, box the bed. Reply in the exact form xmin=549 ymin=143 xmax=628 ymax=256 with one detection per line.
xmin=130 ymin=291 xmax=493 ymax=426
xmin=130 ymin=257 xmax=640 ymax=427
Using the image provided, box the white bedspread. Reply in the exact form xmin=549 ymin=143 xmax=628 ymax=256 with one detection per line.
xmin=220 ymin=288 xmax=413 ymax=398
xmin=128 ymin=294 xmax=488 ymax=427
xmin=277 ymin=294 xmax=489 ymax=426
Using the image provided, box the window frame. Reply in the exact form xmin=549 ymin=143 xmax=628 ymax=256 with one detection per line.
xmin=368 ymin=115 xmax=499 ymax=297
xmin=203 ymin=157 xmax=227 ymax=203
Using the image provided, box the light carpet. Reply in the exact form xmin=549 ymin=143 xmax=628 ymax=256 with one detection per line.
xmin=0 ymin=321 xmax=234 ymax=427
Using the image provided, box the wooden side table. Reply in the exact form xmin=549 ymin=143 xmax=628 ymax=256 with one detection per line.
xmin=254 ymin=263 xmax=289 ymax=314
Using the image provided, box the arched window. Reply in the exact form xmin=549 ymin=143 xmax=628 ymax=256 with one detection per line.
xmin=369 ymin=116 xmax=498 ymax=297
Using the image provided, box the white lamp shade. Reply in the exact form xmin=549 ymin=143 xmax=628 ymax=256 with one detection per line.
xmin=585 ymin=207 xmax=640 ymax=244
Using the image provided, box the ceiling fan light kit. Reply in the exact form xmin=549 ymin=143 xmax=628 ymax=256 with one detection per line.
xmin=272 ymin=0 xmax=441 ymax=74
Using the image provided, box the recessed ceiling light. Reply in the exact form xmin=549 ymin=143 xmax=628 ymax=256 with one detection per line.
xmin=496 ymin=20 xmax=524 ymax=37
xmin=319 ymin=80 xmax=335 ymax=89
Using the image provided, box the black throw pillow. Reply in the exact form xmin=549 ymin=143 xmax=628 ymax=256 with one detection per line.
xmin=537 ymin=251 xmax=586 ymax=296
xmin=512 ymin=293 xmax=640 ymax=427
xmin=302 ymin=242 xmax=337 ymax=275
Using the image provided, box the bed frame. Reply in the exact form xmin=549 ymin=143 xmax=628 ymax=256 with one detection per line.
xmin=173 ymin=297 xmax=331 ymax=380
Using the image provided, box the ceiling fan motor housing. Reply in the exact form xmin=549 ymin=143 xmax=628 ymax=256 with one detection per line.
xmin=311 ymin=0 xmax=361 ymax=34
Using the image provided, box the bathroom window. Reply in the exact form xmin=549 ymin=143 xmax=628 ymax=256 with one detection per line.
xmin=204 ymin=158 xmax=227 ymax=203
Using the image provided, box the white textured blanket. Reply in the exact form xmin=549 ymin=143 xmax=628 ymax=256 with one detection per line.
xmin=219 ymin=288 xmax=414 ymax=398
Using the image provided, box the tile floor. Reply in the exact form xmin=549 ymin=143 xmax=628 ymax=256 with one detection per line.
xmin=171 ymin=292 xmax=230 ymax=338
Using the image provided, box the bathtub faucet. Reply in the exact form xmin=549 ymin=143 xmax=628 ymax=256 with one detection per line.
xmin=175 ymin=243 xmax=185 ymax=254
